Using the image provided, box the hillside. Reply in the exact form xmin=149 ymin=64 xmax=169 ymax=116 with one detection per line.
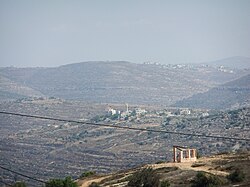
xmin=77 ymin=151 xmax=250 ymax=187
xmin=174 ymin=74 xmax=250 ymax=109
xmin=0 ymin=75 xmax=44 ymax=101
xmin=0 ymin=60 xmax=249 ymax=106
xmin=205 ymin=56 xmax=250 ymax=69
xmin=0 ymin=99 xmax=249 ymax=185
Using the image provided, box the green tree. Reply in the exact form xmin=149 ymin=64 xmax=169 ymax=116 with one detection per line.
xmin=45 ymin=176 xmax=77 ymax=187
xmin=191 ymin=172 xmax=223 ymax=187
xmin=127 ymin=167 xmax=160 ymax=187
xmin=13 ymin=181 xmax=26 ymax=187
xmin=92 ymin=115 xmax=101 ymax=122
xmin=227 ymin=169 xmax=245 ymax=183
xmin=160 ymin=180 xmax=170 ymax=187
xmin=46 ymin=179 xmax=64 ymax=187
xmin=110 ymin=113 xmax=119 ymax=120
xmin=131 ymin=110 xmax=136 ymax=116
xmin=80 ymin=171 xmax=96 ymax=178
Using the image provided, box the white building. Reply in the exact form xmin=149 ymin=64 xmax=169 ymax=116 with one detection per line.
xmin=202 ymin=112 xmax=209 ymax=117
xmin=135 ymin=108 xmax=147 ymax=115
xmin=108 ymin=108 xmax=120 ymax=115
xmin=180 ymin=108 xmax=191 ymax=115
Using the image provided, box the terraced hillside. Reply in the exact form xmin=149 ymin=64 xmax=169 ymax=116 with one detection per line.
xmin=1 ymin=60 xmax=249 ymax=105
xmin=0 ymin=99 xmax=249 ymax=186
xmin=174 ymin=74 xmax=250 ymax=109
xmin=205 ymin=56 xmax=250 ymax=69
xmin=0 ymin=75 xmax=44 ymax=100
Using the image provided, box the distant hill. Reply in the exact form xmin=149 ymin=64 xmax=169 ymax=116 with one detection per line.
xmin=204 ymin=56 xmax=250 ymax=69
xmin=0 ymin=60 xmax=249 ymax=105
xmin=173 ymin=74 xmax=250 ymax=109
xmin=0 ymin=75 xmax=44 ymax=101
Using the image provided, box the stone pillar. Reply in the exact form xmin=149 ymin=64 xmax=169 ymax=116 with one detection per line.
xmin=173 ymin=147 xmax=176 ymax=162
xmin=188 ymin=149 xmax=191 ymax=159
xmin=180 ymin=151 xmax=183 ymax=162
xmin=193 ymin=149 xmax=197 ymax=161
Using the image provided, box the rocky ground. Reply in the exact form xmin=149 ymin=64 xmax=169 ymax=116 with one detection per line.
xmin=77 ymin=151 xmax=250 ymax=187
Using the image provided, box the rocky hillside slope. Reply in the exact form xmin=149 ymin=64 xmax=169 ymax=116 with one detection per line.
xmin=0 ymin=58 xmax=249 ymax=106
xmin=77 ymin=151 xmax=250 ymax=187
xmin=205 ymin=56 xmax=250 ymax=69
xmin=0 ymin=98 xmax=249 ymax=185
xmin=174 ymin=74 xmax=250 ymax=109
xmin=0 ymin=75 xmax=44 ymax=100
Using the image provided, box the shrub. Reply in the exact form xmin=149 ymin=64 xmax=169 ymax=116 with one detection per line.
xmin=45 ymin=176 xmax=77 ymax=187
xmin=46 ymin=179 xmax=64 ymax=187
xmin=160 ymin=180 xmax=170 ymax=187
xmin=127 ymin=167 xmax=160 ymax=187
xmin=227 ymin=169 xmax=245 ymax=183
xmin=89 ymin=182 xmax=100 ymax=187
xmin=191 ymin=172 xmax=223 ymax=187
xmin=80 ymin=171 xmax=96 ymax=178
xmin=155 ymin=160 xmax=165 ymax=164
xmin=13 ymin=181 xmax=26 ymax=187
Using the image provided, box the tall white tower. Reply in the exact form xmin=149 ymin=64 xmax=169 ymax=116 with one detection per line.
xmin=126 ymin=103 xmax=129 ymax=113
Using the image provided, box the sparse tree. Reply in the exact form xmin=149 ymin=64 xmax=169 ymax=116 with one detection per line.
xmin=127 ymin=167 xmax=160 ymax=187
xmin=160 ymin=180 xmax=170 ymax=187
xmin=227 ymin=169 xmax=245 ymax=183
xmin=13 ymin=181 xmax=27 ymax=187
xmin=80 ymin=171 xmax=96 ymax=178
xmin=45 ymin=176 xmax=77 ymax=187
xmin=191 ymin=172 xmax=223 ymax=187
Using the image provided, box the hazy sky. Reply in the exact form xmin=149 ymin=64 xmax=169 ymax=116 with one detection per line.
xmin=0 ymin=0 xmax=250 ymax=67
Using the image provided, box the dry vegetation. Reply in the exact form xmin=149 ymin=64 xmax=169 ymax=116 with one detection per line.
xmin=77 ymin=151 xmax=250 ymax=187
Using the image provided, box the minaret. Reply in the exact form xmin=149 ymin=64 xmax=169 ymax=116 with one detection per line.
xmin=126 ymin=103 xmax=129 ymax=113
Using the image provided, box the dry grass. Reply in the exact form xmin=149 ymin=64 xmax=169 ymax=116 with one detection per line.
xmin=77 ymin=152 xmax=250 ymax=187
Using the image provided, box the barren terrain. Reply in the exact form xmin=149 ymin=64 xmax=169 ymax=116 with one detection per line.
xmin=78 ymin=152 xmax=250 ymax=187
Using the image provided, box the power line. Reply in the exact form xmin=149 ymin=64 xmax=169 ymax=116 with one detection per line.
xmin=0 ymin=110 xmax=249 ymax=186
xmin=0 ymin=165 xmax=46 ymax=184
xmin=0 ymin=111 xmax=249 ymax=141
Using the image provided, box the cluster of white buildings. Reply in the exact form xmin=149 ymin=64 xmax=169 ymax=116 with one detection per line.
xmin=107 ymin=104 xmax=147 ymax=119
xmin=108 ymin=108 xmax=121 ymax=115
xmin=107 ymin=106 xmax=210 ymax=120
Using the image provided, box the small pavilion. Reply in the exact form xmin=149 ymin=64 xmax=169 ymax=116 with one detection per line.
xmin=173 ymin=145 xmax=197 ymax=163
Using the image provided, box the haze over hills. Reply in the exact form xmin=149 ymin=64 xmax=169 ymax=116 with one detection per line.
xmin=173 ymin=74 xmax=250 ymax=110
xmin=204 ymin=56 xmax=250 ymax=69
xmin=0 ymin=57 xmax=249 ymax=108
xmin=1 ymin=1 xmax=250 ymax=186
xmin=0 ymin=57 xmax=249 ymax=186
xmin=0 ymin=75 xmax=44 ymax=100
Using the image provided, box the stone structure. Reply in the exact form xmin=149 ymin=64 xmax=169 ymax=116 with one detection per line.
xmin=173 ymin=145 xmax=197 ymax=163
